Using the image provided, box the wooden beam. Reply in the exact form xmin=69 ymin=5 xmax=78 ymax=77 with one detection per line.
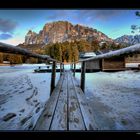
xmin=50 ymin=61 xmax=56 ymax=95
xmin=79 ymin=43 xmax=140 ymax=62
xmin=0 ymin=42 xmax=58 ymax=62
xmin=80 ymin=61 xmax=86 ymax=93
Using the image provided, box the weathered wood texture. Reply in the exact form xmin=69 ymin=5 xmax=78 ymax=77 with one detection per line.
xmin=33 ymin=74 xmax=64 ymax=130
xmin=102 ymin=57 xmax=125 ymax=71
xmin=50 ymin=73 xmax=68 ymax=130
xmin=34 ymin=70 xmax=98 ymax=130
xmin=67 ymin=72 xmax=85 ymax=130
xmin=0 ymin=42 xmax=57 ymax=62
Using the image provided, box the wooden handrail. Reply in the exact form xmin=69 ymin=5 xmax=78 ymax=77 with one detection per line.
xmin=0 ymin=42 xmax=60 ymax=62
xmin=79 ymin=43 xmax=140 ymax=62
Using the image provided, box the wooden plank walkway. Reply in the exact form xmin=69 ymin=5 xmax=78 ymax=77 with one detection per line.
xmin=34 ymin=70 xmax=99 ymax=130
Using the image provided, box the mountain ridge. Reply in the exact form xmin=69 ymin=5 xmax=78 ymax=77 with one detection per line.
xmin=24 ymin=21 xmax=113 ymax=45
xmin=115 ymin=34 xmax=140 ymax=45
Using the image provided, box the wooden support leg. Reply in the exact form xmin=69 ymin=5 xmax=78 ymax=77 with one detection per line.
xmin=73 ymin=63 xmax=76 ymax=77
xmin=50 ymin=61 xmax=56 ymax=95
xmin=60 ymin=63 xmax=62 ymax=76
xmin=80 ymin=61 xmax=86 ymax=93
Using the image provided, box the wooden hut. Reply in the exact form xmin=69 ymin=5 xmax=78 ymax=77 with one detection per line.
xmin=80 ymin=52 xmax=102 ymax=72
xmin=102 ymin=57 xmax=125 ymax=71
xmin=79 ymin=51 xmax=125 ymax=72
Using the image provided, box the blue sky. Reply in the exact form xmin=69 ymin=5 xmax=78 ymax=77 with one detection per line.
xmin=0 ymin=10 xmax=140 ymax=45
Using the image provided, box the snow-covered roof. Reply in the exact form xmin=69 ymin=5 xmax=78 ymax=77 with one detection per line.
xmin=83 ymin=52 xmax=96 ymax=58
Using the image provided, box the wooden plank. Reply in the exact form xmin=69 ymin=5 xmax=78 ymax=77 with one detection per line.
xmin=33 ymin=74 xmax=64 ymax=130
xmin=72 ymin=74 xmax=99 ymax=130
xmin=50 ymin=72 xmax=68 ymax=130
xmin=68 ymin=71 xmax=86 ymax=130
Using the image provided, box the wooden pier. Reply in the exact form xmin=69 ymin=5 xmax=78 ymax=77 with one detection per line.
xmin=34 ymin=70 xmax=98 ymax=130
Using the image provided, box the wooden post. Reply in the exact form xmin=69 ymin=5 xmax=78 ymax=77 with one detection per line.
xmin=73 ymin=63 xmax=76 ymax=77
xmin=70 ymin=64 xmax=72 ymax=70
xmin=60 ymin=63 xmax=62 ymax=76
xmin=81 ymin=61 xmax=86 ymax=93
xmin=63 ymin=63 xmax=65 ymax=72
xmin=50 ymin=61 xmax=56 ymax=95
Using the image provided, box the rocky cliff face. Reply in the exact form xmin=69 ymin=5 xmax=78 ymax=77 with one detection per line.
xmin=24 ymin=21 xmax=113 ymax=45
xmin=115 ymin=35 xmax=140 ymax=45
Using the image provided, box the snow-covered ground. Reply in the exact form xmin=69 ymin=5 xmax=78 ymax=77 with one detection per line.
xmin=75 ymin=70 xmax=140 ymax=130
xmin=125 ymin=63 xmax=140 ymax=68
xmin=0 ymin=63 xmax=140 ymax=130
xmin=0 ymin=64 xmax=60 ymax=130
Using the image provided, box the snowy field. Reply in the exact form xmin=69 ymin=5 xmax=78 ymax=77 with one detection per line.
xmin=0 ymin=64 xmax=60 ymax=130
xmin=75 ymin=70 xmax=140 ymax=130
xmin=0 ymin=63 xmax=140 ymax=130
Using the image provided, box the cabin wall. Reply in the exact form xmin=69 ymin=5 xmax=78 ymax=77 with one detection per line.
xmin=125 ymin=54 xmax=140 ymax=63
xmin=102 ymin=57 xmax=125 ymax=70
xmin=86 ymin=60 xmax=101 ymax=70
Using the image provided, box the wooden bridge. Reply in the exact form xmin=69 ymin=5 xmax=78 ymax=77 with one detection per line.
xmin=34 ymin=70 xmax=98 ymax=130
xmin=0 ymin=42 xmax=140 ymax=130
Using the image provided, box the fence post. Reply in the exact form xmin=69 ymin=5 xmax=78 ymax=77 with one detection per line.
xmin=63 ymin=63 xmax=65 ymax=72
xmin=60 ymin=63 xmax=62 ymax=76
xmin=70 ymin=64 xmax=72 ymax=70
xmin=73 ymin=62 xmax=76 ymax=77
xmin=50 ymin=61 xmax=56 ymax=95
xmin=81 ymin=61 xmax=86 ymax=93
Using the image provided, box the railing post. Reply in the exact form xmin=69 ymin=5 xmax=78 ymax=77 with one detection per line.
xmin=63 ymin=63 xmax=65 ymax=72
xmin=60 ymin=63 xmax=62 ymax=76
xmin=81 ymin=61 xmax=86 ymax=93
xmin=50 ymin=61 xmax=56 ymax=95
xmin=73 ymin=62 xmax=76 ymax=77
xmin=70 ymin=64 xmax=72 ymax=70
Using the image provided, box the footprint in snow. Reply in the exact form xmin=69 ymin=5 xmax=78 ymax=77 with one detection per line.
xmin=3 ymin=113 xmax=16 ymax=122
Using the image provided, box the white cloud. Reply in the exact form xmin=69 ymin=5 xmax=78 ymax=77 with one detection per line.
xmin=0 ymin=37 xmax=24 ymax=45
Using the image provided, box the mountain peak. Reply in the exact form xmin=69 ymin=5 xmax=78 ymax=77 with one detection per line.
xmin=115 ymin=34 xmax=140 ymax=45
xmin=25 ymin=21 xmax=113 ymax=45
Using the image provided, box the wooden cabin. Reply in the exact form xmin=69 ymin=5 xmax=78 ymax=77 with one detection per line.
xmin=79 ymin=51 xmax=125 ymax=72
xmin=102 ymin=57 xmax=125 ymax=71
xmin=79 ymin=52 xmax=102 ymax=72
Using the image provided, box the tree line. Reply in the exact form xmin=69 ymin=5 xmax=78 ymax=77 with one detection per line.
xmin=44 ymin=40 xmax=126 ymax=62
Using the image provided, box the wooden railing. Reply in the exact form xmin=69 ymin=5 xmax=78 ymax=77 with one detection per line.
xmin=71 ymin=43 xmax=140 ymax=92
xmin=0 ymin=42 xmax=64 ymax=95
